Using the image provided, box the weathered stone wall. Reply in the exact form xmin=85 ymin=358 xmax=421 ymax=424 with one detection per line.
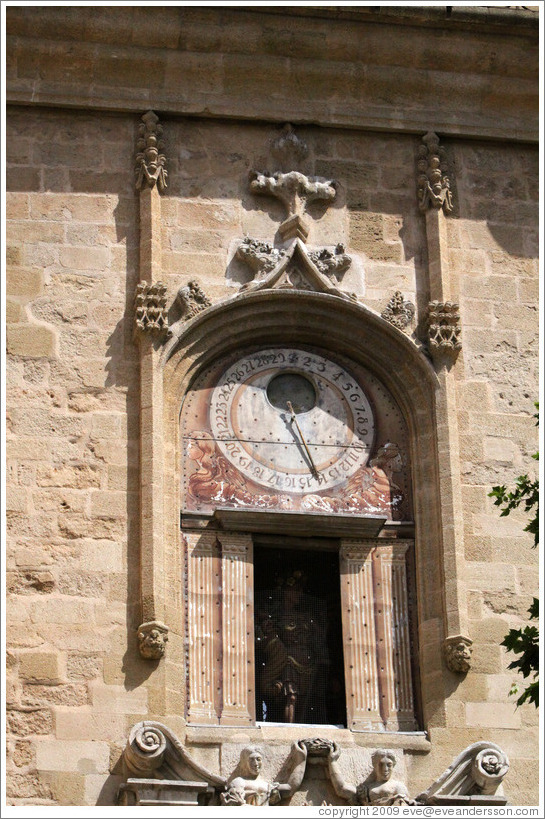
xmin=5 ymin=5 xmax=539 ymax=808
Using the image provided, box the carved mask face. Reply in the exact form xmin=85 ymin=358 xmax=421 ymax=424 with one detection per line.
xmin=375 ymin=755 xmax=394 ymax=782
xmin=247 ymin=751 xmax=263 ymax=775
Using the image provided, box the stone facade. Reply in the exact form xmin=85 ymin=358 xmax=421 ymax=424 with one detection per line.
xmin=5 ymin=5 xmax=539 ymax=809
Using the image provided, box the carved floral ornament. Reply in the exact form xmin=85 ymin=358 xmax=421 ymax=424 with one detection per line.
xmin=118 ymin=722 xmax=510 ymax=807
xmin=381 ymin=291 xmax=415 ymax=331
xmin=427 ymin=300 xmax=462 ymax=359
xmin=135 ymin=281 xmax=168 ymax=335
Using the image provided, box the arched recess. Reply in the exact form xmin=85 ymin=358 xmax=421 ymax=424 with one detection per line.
xmin=144 ymin=288 xmax=449 ymax=729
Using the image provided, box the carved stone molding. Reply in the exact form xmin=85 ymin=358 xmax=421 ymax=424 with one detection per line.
xmin=238 ymin=237 xmax=355 ymax=301
xmin=175 ymin=280 xmax=212 ymax=321
xmin=444 ymin=634 xmax=473 ymax=673
xmin=416 ymin=131 xmax=453 ymax=214
xmin=137 ymin=620 xmax=169 ymax=660
xmin=381 ymin=291 xmax=416 ymax=330
xmin=427 ymin=300 xmax=462 ymax=358
xmin=135 ymin=110 xmax=168 ymax=192
xmin=135 ymin=281 xmax=168 ymax=335
xmin=417 ymin=742 xmax=509 ymax=805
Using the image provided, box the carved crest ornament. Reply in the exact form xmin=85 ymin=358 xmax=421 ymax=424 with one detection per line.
xmin=117 ymin=721 xmax=510 ymax=806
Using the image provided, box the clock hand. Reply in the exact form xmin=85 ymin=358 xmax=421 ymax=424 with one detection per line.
xmin=286 ymin=400 xmax=321 ymax=480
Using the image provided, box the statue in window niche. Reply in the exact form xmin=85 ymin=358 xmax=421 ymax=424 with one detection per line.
xmin=327 ymin=746 xmax=416 ymax=806
xmin=221 ymin=742 xmax=307 ymax=806
xmin=255 ymin=570 xmax=329 ymax=724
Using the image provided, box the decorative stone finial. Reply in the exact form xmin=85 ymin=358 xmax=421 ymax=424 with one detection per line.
xmin=381 ymin=291 xmax=416 ymax=330
xmin=137 ymin=620 xmax=169 ymax=660
xmin=444 ymin=635 xmax=472 ymax=673
xmin=135 ymin=111 xmax=168 ymax=192
xmin=135 ymin=282 xmax=169 ymax=335
xmin=270 ymin=123 xmax=309 ymax=169
xmin=417 ymin=131 xmax=453 ymax=214
xmin=427 ymin=301 xmax=462 ymax=359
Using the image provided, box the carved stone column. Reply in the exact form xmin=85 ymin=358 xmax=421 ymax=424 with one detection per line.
xmin=186 ymin=532 xmax=221 ymax=724
xmin=340 ymin=541 xmax=383 ymax=730
xmin=134 ymin=111 xmax=170 ymax=656
xmin=416 ymin=131 xmax=472 ymax=673
xmin=216 ymin=532 xmax=255 ymax=725
xmin=372 ymin=541 xmax=417 ymax=731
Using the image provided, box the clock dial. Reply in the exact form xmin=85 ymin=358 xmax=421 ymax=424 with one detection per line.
xmin=209 ymin=348 xmax=375 ymax=494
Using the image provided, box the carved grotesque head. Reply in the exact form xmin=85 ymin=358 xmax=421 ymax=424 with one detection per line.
xmin=445 ymin=638 xmax=472 ymax=673
xmin=137 ymin=622 xmax=169 ymax=660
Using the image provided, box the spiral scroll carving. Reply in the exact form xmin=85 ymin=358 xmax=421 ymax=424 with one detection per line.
xmin=125 ymin=721 xmax=168 ymax=775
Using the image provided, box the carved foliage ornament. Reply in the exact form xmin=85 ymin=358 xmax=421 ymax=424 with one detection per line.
xmin=135 ymin=110 xmax=168 ymax=192
xmin=417 ymin=131 xmax=453 ymax=214
xmin=381 ymin=291 xmax=415 ymax=330
xmin=427 ymin=300 xmax=462 ymax=358
xmin=135 ymin=282 xmax=168 ymax=335
xmin=175 ymin=280 xmax=212 ymax=321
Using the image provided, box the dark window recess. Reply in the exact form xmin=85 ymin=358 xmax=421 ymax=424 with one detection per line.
xmin=254 ymin=545 xmax=346 ymax=727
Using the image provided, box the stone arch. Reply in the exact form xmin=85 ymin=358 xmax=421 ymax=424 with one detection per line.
xmin=154 ymin=289 xmax=444 ymax=729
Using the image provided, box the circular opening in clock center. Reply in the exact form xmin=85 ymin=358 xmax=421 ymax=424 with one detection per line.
xmin=266 ymin=372 xmax=317 ymax=414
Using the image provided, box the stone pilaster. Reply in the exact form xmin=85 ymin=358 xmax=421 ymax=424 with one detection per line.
xmin=372 ymin=541 xmax=417 ymax=731
xmin=186 ymin=532 xmax=221 ymax=724
xmin=216 ymin=532 xmax=255 ymax=725
xmin=340 ymin=541 xmax=383 ymax=731
xmin=418 ymin=131 xmax=471 ymax=672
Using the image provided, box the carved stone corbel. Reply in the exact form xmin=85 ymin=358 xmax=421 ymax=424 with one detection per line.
xmin=417 ymin=131 xmax=453 ymax=214
xmin=135 ymin=110 xmax=168 ymax=192
xmin=137 ymin=620 xmax=169 ymax=660
xmin=443 ymin=634 xmax=473 ymax=673
xmin=427 ymin=300 xmax=462 ymax=359
xmin=135 ymin=281 xmax=168 ymax=335
xmin=381 ymin=291 xmax=416 ymax=330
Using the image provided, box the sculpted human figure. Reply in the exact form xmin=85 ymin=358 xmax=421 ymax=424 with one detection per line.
xmin=328 ymin=746 xmax=416 ymax=806
xmin=221 ymin=742 xmax=307 ymax=806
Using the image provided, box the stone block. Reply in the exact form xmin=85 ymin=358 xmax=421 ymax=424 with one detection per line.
xmin=54 ymin=709 xmax=126 ymax=742
xmin=29 ymin=597 xmax=96 ymax=626
xmin=89 ymin=681 xmax=148 ymax=714
xmin=22 ymin=683 xmax=88 ymax=708
xmin=35 ymin=740 xmax=110 ymax=774
xmin=7 ymin=708 xmax=53 ymax=737
xmin=6 ymin=267 xmax=45 ymax=300
xmin=465 ymin=700 xmax=521 ymax=729
xmin=89 ymin=491 xmax=127 ymax=519
xmin=6 ymin=298 xmax=25 ymax=323
xmin=7 ymin=324 xmax=57 ymax=358
xmin=18 ymin=651 xmax=63 ymax=684
xmin=58 ymin=246 xmax=110 ymax=271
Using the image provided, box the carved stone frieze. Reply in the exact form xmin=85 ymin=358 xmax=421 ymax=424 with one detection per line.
xmin=236 ymin=237 xmax=287 ymax=277
xmin=381 ymin=291 xmax=416 ymax=330
xmin=417 ymin=131 xmax=453 ymax=214
xmin=135 ymin=110 xmax=168 ymax=192
xmin=427 ymin=300 xmax=462 ymax=358
xmin=417 ymin=742 xmax=509 ymax=805
xmin=175 ymin=280 xmax=212 ymax=321
xmin=444 ymin=634 xmax=473 ymax=673
xmin=137 ymin=620 xmax=169 ymax=660
xmin=135 ymin=281 xmax=168 ymax=335
xmin=221 ymin=742 xmax=307 ymax=806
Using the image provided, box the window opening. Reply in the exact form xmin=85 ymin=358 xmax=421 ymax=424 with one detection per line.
xmin=254 ymin=545 xmax=346 ymax=727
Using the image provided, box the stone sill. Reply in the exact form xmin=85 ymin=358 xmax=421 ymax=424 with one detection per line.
xmin=184 ymin=724 xmax=431 ymax=753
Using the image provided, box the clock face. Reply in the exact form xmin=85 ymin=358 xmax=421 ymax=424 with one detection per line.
xmin=209 ymin=348 xmax=375 ymax=494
